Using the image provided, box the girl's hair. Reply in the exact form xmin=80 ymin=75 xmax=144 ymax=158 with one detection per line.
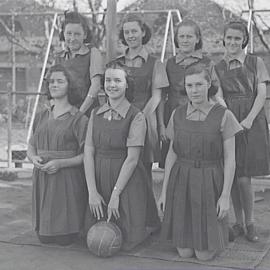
xmin=119 ymin=14 xmax=152 ymax=46
xmin=45 ymin=64 xmax=79 ymax=105
xmin=174 ymin=19 xmax=203 ymax=50
xmin=103 ymin=60 xmax=134 ymax=102
xmin=59 ymin=11 xmax=92 ymax=43
xmin=223 ymin=20 xmax=249 ymax=49
xmin=183 ymin=63 xmax=218 ymax=98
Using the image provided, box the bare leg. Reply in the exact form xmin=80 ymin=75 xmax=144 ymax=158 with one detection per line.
xmin=231 ymin=178 xmax=244 ymax=226
xmin=237 ymin=176 xmax=254 ymax=226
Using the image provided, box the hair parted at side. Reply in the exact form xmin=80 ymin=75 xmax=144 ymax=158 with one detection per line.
xmin=119 ymin=14 xmax=152 ymax=46
xmin=223 ymin=20 xmax=249 ymax=49
xmin=182 ymin=62 xmax=218 ymax=98
xmin=174 ymin=19 xmax=203 ymax=50
xmin=45 ymin=64 xmax=79 ymax=105
xmin=103 ymin=60 xmax=134 ymax=102
xmin=59 ymin=10 xmax=92 ymax=43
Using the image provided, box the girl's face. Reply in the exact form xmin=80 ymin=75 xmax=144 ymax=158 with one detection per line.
xmin=64 ymin=23 xmax=86 ymax=52
xmin=177 ymin=26 xmax=199 ymax=54
xmin=123 ymin=21 xmax=145 ymax=49
xmin=185 ymin=71 xmax=210 ymax=105
xmin=105 ymin=68 xmax=127 ymax=101
xmin=48 ymin=71 xmax=68 ymax=100
xmin=224 ymin=28 xmax=244 ymax=56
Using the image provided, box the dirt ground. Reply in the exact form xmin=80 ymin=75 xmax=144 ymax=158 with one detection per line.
xmin=0 ymin=173 xmax=270 ymax=270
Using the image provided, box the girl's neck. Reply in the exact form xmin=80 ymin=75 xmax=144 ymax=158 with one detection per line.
xmin=52 ymin=98 xmax=72 ymax=113
xmin=127 ymin=45 xmax=143 ymax=58
xmin=109 ymin=96 xmax=126 ymax=109
xmin=191 ymin=100 xmax=213 ymax=110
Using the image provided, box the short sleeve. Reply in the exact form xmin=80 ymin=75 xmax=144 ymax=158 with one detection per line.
xmin=85 ymin=110 xmax=95 ymax=147
xmin=165 ymin=110 xmax=176 ymax=140
xmin=220 ymin=109 xmax=243 ymax=140
xmin=90 ymin=47 xmax=104 ymax=79
xmin=256 ymin=57 xmax=270 ymax=84
xmin=73 ymin=113 xmax=89 ymax=153
xmin=126 ymin=112 xmax=147 ymax=147
xmin=152 ymin=59 xmax=169 ymax=90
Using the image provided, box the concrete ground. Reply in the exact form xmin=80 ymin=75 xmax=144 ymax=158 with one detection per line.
xmin=0 ymin=169 xmax=270 ymax=270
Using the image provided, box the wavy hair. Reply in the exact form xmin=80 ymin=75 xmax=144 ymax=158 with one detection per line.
xmin=119 ymin=14 xmax=152 ymax=46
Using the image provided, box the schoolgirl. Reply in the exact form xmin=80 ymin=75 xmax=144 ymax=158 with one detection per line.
xmin=84 ymin=61 xmax=160 ymax=250
xmin=215 ymin=21 xmax=270 ymax=242
xmin=27 ymin=65 xmax=89 ymax=245
xmin=159 ymin=63 xmax=242 ymax=260
xmin=158 ymin=19 xmax=221 ymax=168
xmin=55 ymin=11 xmax=103 ymax=116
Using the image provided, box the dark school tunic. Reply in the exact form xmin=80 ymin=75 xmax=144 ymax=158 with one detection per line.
xmin=55 ymin=45 xmax=103 ymax=115
xmin=85 ymin=99 xmax=160 ymax=250
xmin=29 ymin=107 xmax=88 ymax=236
xmin=117 ymin=46 xmax=169 ymax=163
xmin=215 ymin=54 xmax=270 ymax=177
xmin=159 ymin=50 xmax=219 ymax=168
xmin=161 ymin=103 xmax=242 ymax=251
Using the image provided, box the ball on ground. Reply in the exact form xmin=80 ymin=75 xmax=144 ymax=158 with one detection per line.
xmin=87 ymin=221 xmax=122 ymax=257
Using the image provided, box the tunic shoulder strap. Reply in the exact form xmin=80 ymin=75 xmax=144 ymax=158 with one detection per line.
xmin=244 ymin=54 xmax=257 ymax=74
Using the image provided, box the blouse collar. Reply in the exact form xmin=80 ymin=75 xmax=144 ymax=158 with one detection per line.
xmin=175 ymin=50 xmax=203 ymax=64
xmin=119 ymin=46 xmax=149 ymax=62
xmin=186 ymin=101 xmax=214 ymax=117
xmin=223 ymin=51 xmax=246 ymax=65
xmin=96 ymin=98 xmax=130 ymax=118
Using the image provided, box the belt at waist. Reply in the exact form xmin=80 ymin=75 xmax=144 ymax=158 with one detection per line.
xmin=176 ymin=158 xmax=221 ymax=168
xmin=95 ymin=149 xmax=127 ymax=159
xmin=37 ymin=150 xmax=77 ymax=159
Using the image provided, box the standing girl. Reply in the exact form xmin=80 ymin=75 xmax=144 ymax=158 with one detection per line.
xmin=27 ymin=65 xmax=89 ymax=245
xmin=117 ymin=14 xmax=169 ymax=177
xmin=215 ymin=21 xmax=270 ymax=242
xmin=84 ymin=61 xmax=160 ymax=251
xmin=158 ymin=63 xmax=242 ymax=260
xmin=157 ymin=19 xmax=221 ymax=168
xmin=55 ymin=11 xmax=103 ymax=116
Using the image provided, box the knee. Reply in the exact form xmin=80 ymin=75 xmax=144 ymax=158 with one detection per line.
xmin=195 ymin=250 xmax=216 ymax=261
xmin=177 ymin=247 xmax=194 ymax=258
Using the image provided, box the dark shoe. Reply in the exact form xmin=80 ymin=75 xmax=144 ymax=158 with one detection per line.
xmin=232 ymin=223 xmax=245 ymax=237
xmin=246 ymin=224 xmax=259 ymax=242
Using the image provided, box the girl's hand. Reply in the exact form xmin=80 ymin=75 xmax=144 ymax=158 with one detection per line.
xmin=240 ymin=117 xmax=253 ymax=130
xmin=107 ymin=191 xmax=120 ymax=222
xmin=89 ymin=191 xmax=106 ymax=220
xmin=159 ymin=125 xmax=168 ymax=142
xmin=31 ymin=156 xmax=44 ymax=169
xmin=157 ymin=191 xmax=166 ymax=213
xmin=216 ymin=195 xmax=230 ymax=220
xmin=41 ymin=160 xmax=62 ymax=174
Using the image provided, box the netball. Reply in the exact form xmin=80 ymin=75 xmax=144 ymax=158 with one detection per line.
xmin=87 ymin=221 xmax=123 ymax=257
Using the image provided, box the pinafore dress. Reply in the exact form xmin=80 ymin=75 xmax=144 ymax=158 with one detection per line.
xmin=215 ymin=55 xmax=270 ymax=177
xmin=160 ymin=55 xmax=214 ymax=168
xmin=55 ymin=47 xmax=99 ymax=115
xmin=30 ymin=108 xmax=88 ymax=236
xmin=117 ymin=55 xmax=160 ymax=163
xmin=161 ymin=104 xmax=228 ymax=251
xmin=92 ymin=105 xmax=160 ymax=250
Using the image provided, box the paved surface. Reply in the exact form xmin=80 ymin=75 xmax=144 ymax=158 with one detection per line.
xmin=0 ymin=170 xmax=270 ymax=270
